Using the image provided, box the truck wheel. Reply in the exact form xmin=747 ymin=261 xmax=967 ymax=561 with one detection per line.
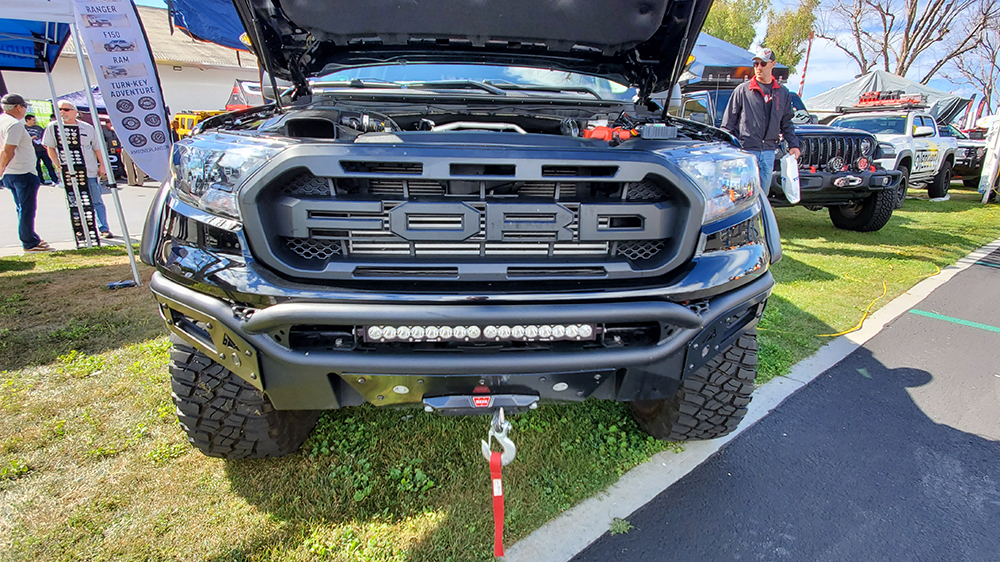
xmin=828 ymin=188 xmax=895 ymax=232
xmin=928 ymin=161 xmax=952 ymax=199
xmin=629 ymin=331 xmax=758 ymax=441
xmin=169 ymin=336 xmax=320 ymax=459
xmin=894 ymin=165 xmax=909 ymax=209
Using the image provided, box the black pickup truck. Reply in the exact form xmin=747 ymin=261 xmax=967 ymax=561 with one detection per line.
xmin=141 ymin=0 xmax=781 ymax=460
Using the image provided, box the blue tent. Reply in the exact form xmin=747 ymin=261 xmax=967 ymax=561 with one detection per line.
xmin=168 ymin=0 xmax=248 ymax=52
xmin=0 ymin=19 xmax=71 ymax=72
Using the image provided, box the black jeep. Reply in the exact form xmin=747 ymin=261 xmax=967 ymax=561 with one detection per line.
xmin=141 ymin=0 xmax=780 ymax=459
xmin=676 ymin=87 xmax=903 ymax=232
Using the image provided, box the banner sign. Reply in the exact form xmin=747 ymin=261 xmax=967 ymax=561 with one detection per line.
xmin=72 ymin=0 xmax=171 ymax=181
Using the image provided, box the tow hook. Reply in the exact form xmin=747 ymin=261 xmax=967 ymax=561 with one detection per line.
xmin=481 ymin=407 xmax=516 ymax=466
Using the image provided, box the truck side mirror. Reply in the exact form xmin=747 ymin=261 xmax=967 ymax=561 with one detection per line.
xmin=913 ymin=126 xmax=935 ymax=138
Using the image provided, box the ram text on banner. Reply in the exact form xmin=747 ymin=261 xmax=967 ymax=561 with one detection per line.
xmin=72 ymin=0 xmax=171 ymax=181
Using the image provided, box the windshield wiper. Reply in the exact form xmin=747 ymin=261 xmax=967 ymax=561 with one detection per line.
xmin=313 ymin=78 xmax=403 ymax=89
xmin=484 ymin=81 xmax=603 ymax=100
xmin=402 ymin=80 xmax=507 ymax=96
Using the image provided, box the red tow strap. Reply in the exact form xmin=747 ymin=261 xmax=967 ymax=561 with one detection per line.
xmin=490 ymin=451 xmax=505 ymax=557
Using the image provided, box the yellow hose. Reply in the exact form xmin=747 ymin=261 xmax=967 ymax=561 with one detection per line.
xmin=818 ymin=280 xmax=888 ymax=337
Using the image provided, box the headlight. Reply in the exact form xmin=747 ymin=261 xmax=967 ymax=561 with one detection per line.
xmin=676 ymin=147 xmax=760 ymax=223
xmin=977 ymin=147 xmax=986 ymax=158
xmin=877 ymin=142 xmax=896 ymax=159
xmin=170 ymin=134 xmax=287 ymax=219
xmin=860 ymin=138 xmax=873 ymax=155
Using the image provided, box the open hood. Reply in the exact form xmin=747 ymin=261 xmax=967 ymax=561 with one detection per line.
xmin=232 ymin=0 xmax=713 ymax=99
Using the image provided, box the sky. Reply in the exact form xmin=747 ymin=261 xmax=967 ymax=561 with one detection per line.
xmin=135 ymin=0 xmax=978 ymax=104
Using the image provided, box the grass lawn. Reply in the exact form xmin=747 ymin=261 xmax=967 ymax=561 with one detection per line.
xmin=2 ymin=187 xmax=999 ymax=561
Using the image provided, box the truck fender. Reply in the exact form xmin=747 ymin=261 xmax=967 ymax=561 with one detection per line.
xmin=140 ymin=181 xmax=171 ymax=266
xmin=759 ymin=193 xmax=782 ymax=264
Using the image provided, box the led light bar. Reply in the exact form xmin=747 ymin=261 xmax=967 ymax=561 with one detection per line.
xmin=361 ymin=324 xmax=597 ymax=343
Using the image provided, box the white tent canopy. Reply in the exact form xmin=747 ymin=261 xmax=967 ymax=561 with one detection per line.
xmin=804 ymin=70 xmax=971 ymax=124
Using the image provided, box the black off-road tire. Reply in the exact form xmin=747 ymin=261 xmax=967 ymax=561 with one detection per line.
xmin=169 ymin=336 xmax=321 ymax=459
xmin=828 ymin=187 xmax=895 ymax=232
xmin=894 ymin=165 xmax=910 ymax=209
xmin=928 ymin=161 xmax=952 ymax=199
xmin=629 ymin=331 xmax=758 ymax=441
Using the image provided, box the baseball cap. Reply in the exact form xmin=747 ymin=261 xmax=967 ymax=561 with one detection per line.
xmin=752 ymin=48 xmax=776 ymax=63
xmin=1 ymin=93 xmax=27 ymax=107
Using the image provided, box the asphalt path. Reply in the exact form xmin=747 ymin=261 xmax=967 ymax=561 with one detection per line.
xmin=0 ymin=180 xmax=160 ymax=256
xmin=572 ymin=251 xmax=1000 ymax=562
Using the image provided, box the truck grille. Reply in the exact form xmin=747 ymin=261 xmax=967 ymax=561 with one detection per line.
xmin=248 ymin=151 xmax=690 ymax=283
xmin=799 ymin=135 xmax=871 ymax=171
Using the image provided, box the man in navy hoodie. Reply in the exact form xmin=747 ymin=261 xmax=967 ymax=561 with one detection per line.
xmin=721 ymin=47 xmax=801 ymax=190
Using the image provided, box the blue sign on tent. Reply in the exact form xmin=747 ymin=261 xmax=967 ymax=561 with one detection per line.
xmin=0 ymin=19 xmax=71 ymax=72
xmin=169 ymin=0 xmax=249 ymax=52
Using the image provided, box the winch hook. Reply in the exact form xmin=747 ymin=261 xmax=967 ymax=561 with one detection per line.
xmin=481 ymin=407 xmax=516 ymax=466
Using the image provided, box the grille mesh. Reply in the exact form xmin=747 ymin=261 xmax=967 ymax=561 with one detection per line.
xmin=286 ymin=237 xmax=342 ymax=260
xmin=616 ymin=240 xmax=666 ymax=260
xmin=627 ymin=181 xmax=667 ymax=200
xmin=282 ymin=173 xmax=330 ymax=196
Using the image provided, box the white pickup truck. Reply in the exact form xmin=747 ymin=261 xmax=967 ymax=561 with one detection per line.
xmin=830 ymin=110 xmax=958 ymax=206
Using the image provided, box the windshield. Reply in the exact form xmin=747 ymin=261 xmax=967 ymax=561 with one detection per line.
xmin=831 ymin=116 xmax=907 ymax=135
xmin=310 ymin=64 xmax=636 ymax=101
xmin=938 ymin=125 xmax=967 ymax=139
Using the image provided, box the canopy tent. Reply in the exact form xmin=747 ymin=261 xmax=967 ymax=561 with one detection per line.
xmin=168 ymin=0 xmax=248 ymax=52
xmin=679 ymin=33 xmax=789 ymax=89
xmin=0 ymin=19 xmax=71 ymax=72
xmin=0 ymin=0 xmax=140 ymax=286
xmin=804 ymin=70 xmax=971 ymax=124
xmin=58 ymin=86 xmax=105 ymax=111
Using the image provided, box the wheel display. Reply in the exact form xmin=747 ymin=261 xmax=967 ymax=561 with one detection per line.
xmin=894 ymin=165 xmax=909 ymax=209
xmin=928 ymin=161 xmax=952 ymax=199
xmin=630 ymin=331 xmax=758 ymax=441
xmin=169 ymin=336 xmax=320 ymax=459
xmin=828 ymin=187 xmax=895 ymax=232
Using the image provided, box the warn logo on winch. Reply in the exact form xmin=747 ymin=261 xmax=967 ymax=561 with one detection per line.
xmin=473 ymin=396 xmax=492 ymax=408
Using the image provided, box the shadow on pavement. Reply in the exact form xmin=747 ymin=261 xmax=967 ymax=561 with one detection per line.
xmin=572 ymin=345 xmax=1000 ymax=562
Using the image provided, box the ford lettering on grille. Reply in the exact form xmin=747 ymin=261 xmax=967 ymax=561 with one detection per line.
xmin=277 ymin=198 xmax=673 ymax=242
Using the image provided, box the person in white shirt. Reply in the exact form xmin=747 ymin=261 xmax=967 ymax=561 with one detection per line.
xmin=0 ymin=93 xmax=52 ymax=252
xmin=42 ymin=100 xmax=113 ymax=238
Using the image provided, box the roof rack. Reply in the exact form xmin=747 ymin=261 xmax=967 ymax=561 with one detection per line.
xmin=835 ymin=90 xmax=927 ymax=113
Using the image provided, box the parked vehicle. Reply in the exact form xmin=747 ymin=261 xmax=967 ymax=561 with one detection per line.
xmin=141 ymin=0 xmax=781 ymax=460
xmin=938 ymin=124 xmax=986 ymax=187
xmin=104 ymin=40 xmax=136 ymax=52
xmin=675 ymin=88 xmax=902 ymax=232
xmin=830 ymin=102 xmax=958 ymax=203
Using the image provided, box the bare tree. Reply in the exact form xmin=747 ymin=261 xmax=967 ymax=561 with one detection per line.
xmin=817 ymin=0 xmax=998 ymax=83
xmin=945 ymin=23 xmax=1000 ymax=116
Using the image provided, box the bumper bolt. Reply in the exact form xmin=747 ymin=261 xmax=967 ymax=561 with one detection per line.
xmin=424 ymin=405 xmax=434 ymax=413
xmin=417 ymin=379 xmax=424 ymax=384
xmin=206 ymin=323 xmax=213 ymax=330
xmin=594 ymin=374 xmax=602 ymax=380
xmin=357 ymin=377 xmax=366 ymax=384
xmin=218 ymin=353 xmax=225 ymax=360
xmin=245 ymin=349 xmax=252 ymax=356
xmin=249 ymin=372 xmax=257 ymax=380
xmin=376 ymin=395 xmax=384 ymax=401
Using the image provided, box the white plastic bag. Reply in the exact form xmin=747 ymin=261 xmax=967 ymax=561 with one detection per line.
xmin=780 ymin=153 xmax=800 ymax=204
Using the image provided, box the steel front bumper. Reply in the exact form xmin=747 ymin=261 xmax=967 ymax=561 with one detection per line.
xmin=767 ymin=168 xmax=902 ymax=207
xmin=150 ymin=271 xmax=773 ymax=412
